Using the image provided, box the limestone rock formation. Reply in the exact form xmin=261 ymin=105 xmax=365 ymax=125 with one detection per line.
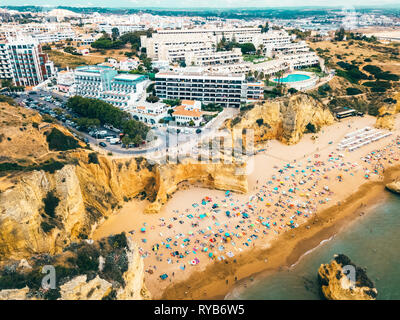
xmin=59 ymin=275 xmax=112 ymax=300
xmin=227 ymin=94 xmax=335 ymax=145
xmin=374 ymin=92 xmax=400 ymax=131
xmin=386 ymin=179 xmax=400 ymax=194
xmin=0 ymin=287 xmax=31 ymax=300
xmin=318 ymin=254 xmax=377 ymax=300
xmin=0 ymin=234 xmax=150 ymax=300
xmin=0 ymin=152 xmax=247 ymax=260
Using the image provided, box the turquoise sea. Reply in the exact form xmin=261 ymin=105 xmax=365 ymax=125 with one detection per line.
xmin=228 ymin=192 xmax=400 ymax=300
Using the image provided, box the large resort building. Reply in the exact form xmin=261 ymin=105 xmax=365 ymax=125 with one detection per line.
xmin=155 ymin=70 xmax=245 ymax=108
xmin=185 ymin=48 xmax=243 ymax=67
xmin=74 ymin=65 xmax=147 ymax=109
xmin=141 ymin=28 xmax=320 ymax=78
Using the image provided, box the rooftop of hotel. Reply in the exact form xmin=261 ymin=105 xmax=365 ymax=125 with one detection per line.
xmin=113 ymin=73 xmax=146 ymax=81
xmin=76 ymin=65 xmax=115 ymax=72
xmin=156 ymin=69 xmax=245 ymax=79
xmin=173 ymin=104 xmax=203 ymax=117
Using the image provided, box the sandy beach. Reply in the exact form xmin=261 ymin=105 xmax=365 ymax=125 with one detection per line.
xmin=93 ymin=114 xmax=400 ymax=299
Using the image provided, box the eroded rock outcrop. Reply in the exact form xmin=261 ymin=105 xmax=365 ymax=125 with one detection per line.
xmin=0 ymin=233 xmax=150 ymax=300
xmin=375 ymin=92 xmax=400 ymax=131
xmin=0 ymin=152 xmax=247 ymax=260
xmin=227 ymin=94 xmax=335 ymax=145
xmin=386 ymin=179 xmax=400 ymax=194
xmin=318 ymin=254 xmax=377 ymax=300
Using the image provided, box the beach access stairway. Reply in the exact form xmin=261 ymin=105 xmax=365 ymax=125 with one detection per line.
xmin=337 ymin=127 xmax=392 ymax=152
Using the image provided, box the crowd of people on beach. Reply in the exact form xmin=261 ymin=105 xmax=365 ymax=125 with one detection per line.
xmin=129 ymin=135 xmax=400 ymax=283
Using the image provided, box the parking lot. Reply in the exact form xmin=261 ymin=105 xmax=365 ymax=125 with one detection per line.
xmin=3 ymin=89 xmax=238 ymax=157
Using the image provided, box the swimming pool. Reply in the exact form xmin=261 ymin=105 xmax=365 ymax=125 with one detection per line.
xmin=274 ymin=73 xmax=311 ymax=83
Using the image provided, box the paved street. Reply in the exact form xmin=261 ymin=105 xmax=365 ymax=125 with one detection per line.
xmin=10 ymin=89 xmax=238 ymax=158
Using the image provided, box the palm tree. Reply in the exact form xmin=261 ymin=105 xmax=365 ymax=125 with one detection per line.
xmin=275 ymin=71 xmax=284 ymax=85
xmin=264 ymin=74 xmax=270 ymax=85
xmin=247 ymin=70 xmax=253 ymax=80
xmin=253 ymin=70 xmax=259 ymax=80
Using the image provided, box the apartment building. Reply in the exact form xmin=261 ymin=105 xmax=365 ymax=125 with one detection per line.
xmin=156 ymin=28 xmax=261 ymax=37
xmin=155 ymin=69 xmax=245 ymax=108
xmin=252 ymin=30 xmax=293 ymax=56
xmin=172 ymin=100 xmax=203 ymax=126
xmin=131 ymin=101 xmax=168 ymax=125
xmin=57 ymin=69 xmax=75 ymax=94
xmin=152 ymin=60 xmax=170 ymax=71
xmin=160 ymin=43 xmax=215 ymax=63
xmin=74 ymin=65 xmax=147 ymax=108
xmin=245 ymin=82 xmax=264 ymax=101
xmin=0 ymin=23 xmax=75 ymax=44
xmin=0 ymin=38 xmax=55 ymax=87
xmin=31 ymin=31 xmax=75 ymax=43
xmin=101 ymin=74 xmax=147 ymax=109
xmin=74 ymin=65 xmax=118 ymax=98
xmin=208 ymin=59 xmax=289 ymax=76
xmin=279 ymin=52 xmax=320 ymax=69
xmin=272 ymin=41 xmax=310 ymax=55
xmin=98 ymin=24 xmax=146 ymax=35
xmin=0 ymin=43 xmax=13 ymax=81
xmin=141 ymin=33 xmax=216 ymax=60
xmin=185 ymin=48 xmax=243 ymax=67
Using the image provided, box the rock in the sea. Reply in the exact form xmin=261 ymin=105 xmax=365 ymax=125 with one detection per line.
xmin=386 ymin=180 xmax=400 ymax=194
xmin=318 ymin=254 xmax=378 ymax=300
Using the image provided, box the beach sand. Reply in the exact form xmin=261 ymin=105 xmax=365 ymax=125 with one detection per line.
xmin=93 ymin=114 xmax=400 ymax=299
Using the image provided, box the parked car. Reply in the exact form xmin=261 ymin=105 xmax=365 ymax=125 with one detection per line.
xmin=99 ymin=142 xmax=107 ymax=147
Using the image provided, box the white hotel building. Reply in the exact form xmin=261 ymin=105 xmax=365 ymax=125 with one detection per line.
xmin=155 ymin=69 xmax=245 ymax=108
xmin=141 ymin=33 xmax=216 ymax=61
xmin=98 ymin=24 xmax=146 ymax=35
xmin=279 ymin=52 xmax=321 ymax=70
xmin=0 ymin=37 xmax=55 ymax=87
xmin=185 ymin=48 xmax=243 ymax=67
xmin=74 ymin=65 xmax=147 ymax=109
xmin=131 ymin=101 xmax=168 ymax=125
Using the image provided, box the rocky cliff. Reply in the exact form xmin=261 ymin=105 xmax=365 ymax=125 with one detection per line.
xmin=0 ymin=152 xmax=247 ymax=260
xmin=0 ymin=233 xmax=151 ymax=300
xmin=386 ymin=179 xmax=400 ymax=194
xmin=374 ymin=92 xmax=400 ymax=131
xmin=318 ymin=254 xmax=377 ymax=300
xmin=227 ymin=94 xmax=335 ymax=145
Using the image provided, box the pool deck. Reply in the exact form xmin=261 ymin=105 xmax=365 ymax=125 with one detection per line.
xmin=272 ymin=71 xmax=319 ymax=90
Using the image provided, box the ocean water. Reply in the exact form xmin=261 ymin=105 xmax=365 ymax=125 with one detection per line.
xmin=228 ymin=193 xmax=400 ymax=300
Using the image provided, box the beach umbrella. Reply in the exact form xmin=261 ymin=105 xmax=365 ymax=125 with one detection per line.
xmin=140 ymin=227 xmax=146 ymax=233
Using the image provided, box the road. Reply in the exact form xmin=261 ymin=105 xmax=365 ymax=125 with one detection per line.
xmin=10 ymin=89 xmax=238 ymax=158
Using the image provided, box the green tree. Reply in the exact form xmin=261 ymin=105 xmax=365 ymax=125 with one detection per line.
xmin=111 ymin=27 xmax=120 ymax=41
